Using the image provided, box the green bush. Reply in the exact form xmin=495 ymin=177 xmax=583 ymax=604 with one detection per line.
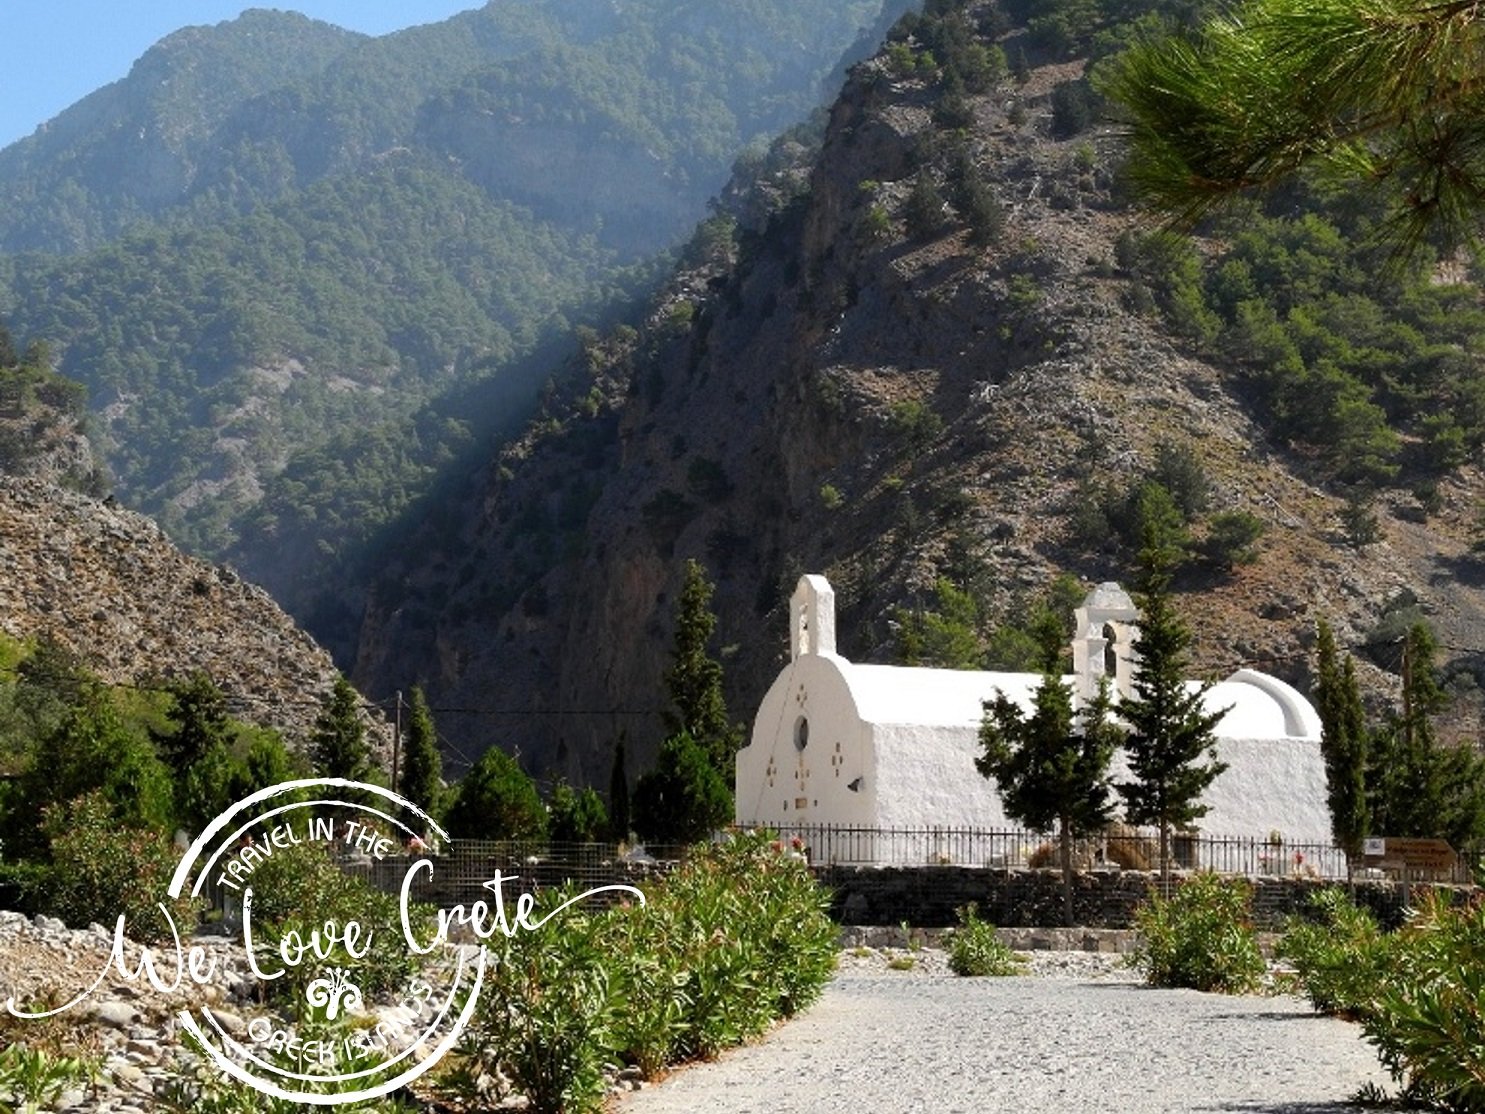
xmin=628 ymin=832 xmax=836 ymax=1060
xmin=457 ymin=831 xmax=837 ymax=1110
xmin=243 ymin=842 xmax=427 ymax=1008
xmin=1359 ymin=892 xmax=1485 ymax=1111
xmin=476 ymin=896 xmax=618 ymax=1114
xmin=1278 ymin=889 xmax=1389 ymax=1020
xmin=0 ymin=1043 xmax=98 ymax=1113
xmin=36 ymin=792 xmax=200 ymax=942
xmin=1131 ymin=873 xmax=1266 ymax=994
xmin=947 ymin=904 xmax=1023 ymax=976
xmin=1199 ymin=510 xmax=1267 ymax=570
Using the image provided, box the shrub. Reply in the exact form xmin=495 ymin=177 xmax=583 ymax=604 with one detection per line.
xmin=1278 ymin=889 xmax=1388 ymax=1020
xmin=37 ymin=792 xmax=199 ymax=942
xmin=947 ymin=904 xmax=1023 ymax=976
xmin=1131 ymin=873 xmax=1266 ymax=993
xmin=476 ymin=894 xmax=618 ymax=1114
xmin=1359 ymin=892 xmax=1485 ymax=1110
xmin=1199 ymin=510 xmax=1266 ymax=570
xmin=635 ymin=832 xmax=836 ymax=1059
xmin=243 ymin=841 xmax=427 ymax=1007
xmin=0 ymin=1043 xmax=98 ymax=1113
xmin=458 ymin=831 xmax=837 ymax=1108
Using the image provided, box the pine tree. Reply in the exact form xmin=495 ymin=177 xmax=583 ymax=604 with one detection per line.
xmin=664 ymin=559 xmax=742 ymax=785
xmin=1117 ymin=571 xmax=1228 ymax=885
xmin=152 ymin=671 xmax=239 ymax=833
xmin=443 ymin=746 xmax=548 ymax=841
xmin=399 ymin=686 xmax=443 ymax=827
xmin=1314 ymin=620 xmax=1369 ymax=870
xmin=311 ymin=676 xmax=370 ymax=781
xmin=548 ymin=780 xmax=609 ymax=843
xmin=632 ymin=730 xmax=733 ymax=846
xmin=154 ymin=671 xmax=231 ymax=775
xmin=1098 ymin=0 xmax=1485 ymax=252
xmin=904 ymin=169 xmax=948 ymax=241
xmin=978 ymin=673 xmax=1120 ymax=925
xmin=608 ymin=734 xmax=632 ymax=842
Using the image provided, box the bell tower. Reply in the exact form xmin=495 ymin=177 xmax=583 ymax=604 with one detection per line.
xmin=1072 ymin=582 xmax=1140 ymax=701
xmin=790 ymin=575 xmax=837 ymax=661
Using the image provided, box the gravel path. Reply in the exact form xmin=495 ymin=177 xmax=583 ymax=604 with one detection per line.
xmin=614 ymin=951 xmax=1392 ymax=1113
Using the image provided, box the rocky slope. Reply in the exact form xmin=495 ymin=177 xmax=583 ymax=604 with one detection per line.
xmin=352 ymin=15 xmax=1485 ymax=785
xmin=0 ymin=475 xmax=379 ymax=747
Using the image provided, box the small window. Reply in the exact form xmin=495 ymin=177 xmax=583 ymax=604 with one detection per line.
xmin=1103 ymin=623 xmax=1118 ymax=677
xmin=794 ymin=715 xmax=809 ymax=751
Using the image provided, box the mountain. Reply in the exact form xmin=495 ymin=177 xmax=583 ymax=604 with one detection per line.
xmin=0 ymin=472 xmax=372 ymax=749
xmin=351 ymin=0 xmax=1485 ymax=786
xmin=0 ymin=0 xmax=903 ymax=653
xmin=0 ymin=344 xmax=381 ymax=757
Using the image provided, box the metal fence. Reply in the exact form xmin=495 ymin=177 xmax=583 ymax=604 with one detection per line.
xmin=736 ymin=823 xmax=1479 ymax=884
xmin=320 ymin=825 xmax=1477 ymax=895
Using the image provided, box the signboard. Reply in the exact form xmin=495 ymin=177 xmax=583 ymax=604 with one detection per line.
xmin=1362 ymin=837 xmax=1457 ymax=873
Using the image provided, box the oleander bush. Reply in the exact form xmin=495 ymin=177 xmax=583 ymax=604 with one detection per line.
xmin=1358 ymin=892 xmax=1485 ymax=1112
xmin=0 ymin=1043 xmax=98 ymax=1114
xmin=947 ymin=903 xmax=1023 ymax=976
xmin=35 ymin=792 xmax=200 ymax=943
xmin=453 ymin=831 xmax=837 ymax=1114
xmin=1131 ymin=872 xmax=1266 ymax=994
xmin=243 ymin=841 xmax=430 ymax=1008
xmin=1278 ymin=889 xmax=1389 ymax=1020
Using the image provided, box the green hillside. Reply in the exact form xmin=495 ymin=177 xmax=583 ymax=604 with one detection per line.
xmin=0 ymin=0 xmax=898 ymax=652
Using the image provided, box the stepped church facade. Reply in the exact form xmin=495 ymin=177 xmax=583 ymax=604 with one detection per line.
xmin=735 ymin=575 xmax=1330 ymax=864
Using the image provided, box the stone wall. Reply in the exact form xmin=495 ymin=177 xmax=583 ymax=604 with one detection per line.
xmin=818 ymin=864 xmax=1467 ymax=930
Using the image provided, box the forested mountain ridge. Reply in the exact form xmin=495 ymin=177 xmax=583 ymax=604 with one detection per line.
xmin=0 ymin=0 xmax=903 ymax=655
xmin=352 ymin=0 xmax=1485 ymax=786
xmin=0 ymin=10 xmax=363 ymax=254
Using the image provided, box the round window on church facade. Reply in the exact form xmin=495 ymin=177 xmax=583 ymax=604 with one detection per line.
xmin=794 ymin=715 xmax=809 ymax=751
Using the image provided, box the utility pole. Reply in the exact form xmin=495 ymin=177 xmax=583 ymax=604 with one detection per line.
xmin=391 ymin=690 xmax=402 ymax=796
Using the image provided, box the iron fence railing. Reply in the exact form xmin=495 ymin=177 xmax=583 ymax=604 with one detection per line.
xmin=738 ymin=823 xmax=1479 ymax=884
xmin=197 ymin=827 xmax=1474 ymax=928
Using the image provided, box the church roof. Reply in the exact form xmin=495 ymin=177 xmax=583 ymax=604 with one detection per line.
xmin=842 ymin=662 xmax=1040 ymax=728
xmin=829 ymin=661 xmax=1318 ymax=740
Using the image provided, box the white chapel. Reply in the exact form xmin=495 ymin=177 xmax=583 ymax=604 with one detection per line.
xmin=735 ymin=575 xmax=1331 ymax=862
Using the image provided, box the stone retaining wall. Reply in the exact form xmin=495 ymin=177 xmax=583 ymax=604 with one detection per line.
xmin=816 ymin=864 xmax=1468 ymax=929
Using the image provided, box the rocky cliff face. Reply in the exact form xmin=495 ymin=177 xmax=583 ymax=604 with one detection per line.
xmin=353 ymin=23 xmax=1485 ymax=785
xmin=0 ymin=476 xmax=379 ymax=748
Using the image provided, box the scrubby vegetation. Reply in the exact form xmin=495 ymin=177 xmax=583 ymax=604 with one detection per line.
xmin=441 ymin=832 xmax=837 ymax=1113
xmin=947 ymin=903 xmax=1024 ymax=976
xmin=1130 ymin=872 xmax=1267 ymax=994
xmin=1279 ymin=890 xmax=1485 ymax=1112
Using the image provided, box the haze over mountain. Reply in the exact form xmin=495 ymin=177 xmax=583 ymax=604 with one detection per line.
xmin=351 ymin=0 xmax=1485 ymax=784
xmin=0 ymin=0 xmax=906 ymax=653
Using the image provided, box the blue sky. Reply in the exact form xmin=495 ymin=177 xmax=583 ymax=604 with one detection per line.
xmin=1 ymin=3 xmax=485 ymax=149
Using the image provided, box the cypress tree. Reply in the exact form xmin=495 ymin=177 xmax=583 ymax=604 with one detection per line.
xmin=664 ymin=559 xmax=742 ymax=786
xmin=399 ymin=686 xmax=443 ymax=828
xmin=1368 ymin=622 xmax=1485 ymax=848
xmin=608 ymin=734 xmax=632 ymax=842
xmin=1314 ymin=620 xmax=1369 ymax=871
